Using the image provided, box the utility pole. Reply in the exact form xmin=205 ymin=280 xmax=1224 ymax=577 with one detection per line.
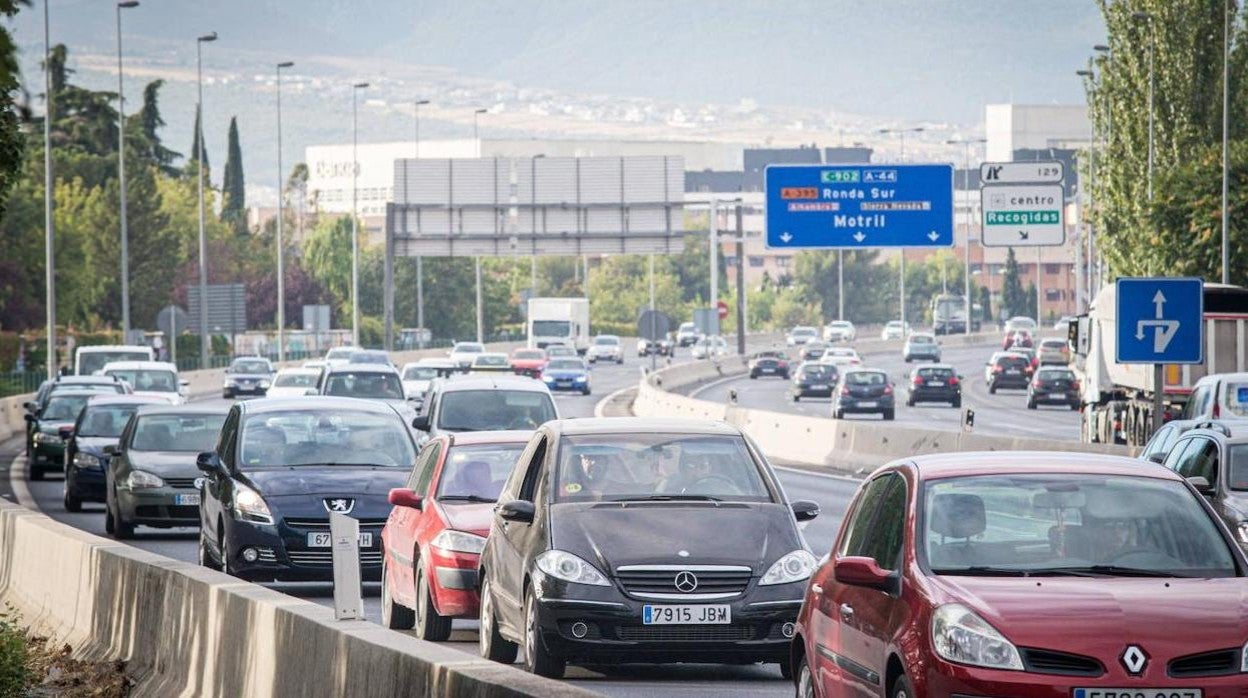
xmin=195 ymin=31 xmax=217 ymax=369
xmin=735 ymin=203 xmax=746 ymax=355
xmin=414 ymin=99 xmax=429 ymax=347
xmin=275 ymin=60 xmax=293 ymax=361
xmin=1223 ymin=0 xmax=1232 ymax=284
xmin=43 ymin=0 xmax=56 ymax=378
xmin=475 ymin=257 xmax=484 ymax=343
xmin=709 ymin=199 xmax=718 ymax=333
xmin=837 ymin=250 xmax=844 ymax=321
xmin=116 ymin=1 xmax=138 ymax=338
xmin=350 ymin=81 xmax=369 ymax=346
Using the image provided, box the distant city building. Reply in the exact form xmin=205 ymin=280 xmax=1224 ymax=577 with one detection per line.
xmin=985 ymin=104 xmax=1091 ymax=163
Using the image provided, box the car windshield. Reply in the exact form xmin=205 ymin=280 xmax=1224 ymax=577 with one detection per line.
xmin=546 ymin=345 xmax=575 ymax=357
xmin=800 ymin=365 xmax=833 ymax=379
xmin=911 ymin=335 xmax=934 ymax=344
xmin=1229 ymin=445 xmax=1248 ymax=491
xmin=106 ymin=369 xmax=177 ymax=392
xmin=513 ymin=350 xmax=544 ymax=360
xmin=548 ymin=359 xmax=585 ymax=371
xmin=679 ymin=323 xmax=696 ymax=332
xmin=846 ymin=372 xmax=887 ymax=386
xmin=231 ymin=360 xmax=270 ymax=374
xmin=437 ymin=442 xmax=526 ymax=501
xmin=1039 ymin=369 xmax=1076 ymax=381
xmin=42 ymin=395 xmax=89 ymax=421
xmin=554 ymin=433 xmax=771 ymax=503
xmin=325 ymin=348 xmax=355 ymax=360
xmin=453 ymin=343 xmax=484 ymax=354
xmin=1042 ymin=340 xmax=1067 ymax=349
xmin=436 ymin=390 xmax=557 ymax=432
xmin=473 ymin=355 xmax=509 ymax=367
xmin=78 ymin=351 xmax=149 ymax=376
xmin=924 ymin=474 xmax=1238 ymax=578
xmin=594 ymin=336 xmax=619 ymax=346
xmin=793 ymin=328 xmax=816 ymax=336
xmin=403 ymin=366 xmax=439 ymax=380
xmin=273 ymin=372 xmax=318 ymax=388
xmin=324 ymin=371 xmax=404 ymax=399
xmin=50 ymin=383 xmax=123 ymax=400
xmin=532 ymin=320 xmax=571 ymax=337
xmin=239 ymin=409 xmax=415 ymax=468
xmin=78 ymin=404 xmax=142 ymax=437
xmin=999 ymin=356 xmax=1030 ymax=368
xmin=131 ymin=413 xmax=227 ymax=452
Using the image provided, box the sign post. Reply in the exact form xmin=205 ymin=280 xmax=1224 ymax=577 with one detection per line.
xmin=1115 ymin=277 xmax=1204 ymax=436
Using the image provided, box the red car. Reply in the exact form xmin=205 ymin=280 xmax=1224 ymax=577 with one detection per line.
xmin=380 ymin=431 xmax=531 ymax=639
xmin=509 ymin=347 xmax=548 ymax=379
xmin=792 ymin=452 xmax=1248 ymax=698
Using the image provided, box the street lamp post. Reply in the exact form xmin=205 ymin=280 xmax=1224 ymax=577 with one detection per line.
xmin=473 ymin=108 xmax=487 ymax=341
xmin=116 ymin=1 xmax=138 ymax=339
xmin=350 ymin=81 xmax=369 ymax=347
xmin=275 ymin=61 xmax=293 ymax=362
xmin=1132 ymin=12 xmax=1155 ymax=202
xmin=878 ymin=127 xmax=925 ymax=329
xmin=414 ymin=99 xmax=429 ymax=346
xmin=43 ymin=0 xmax=56 ymax=378
xmin=195 ymin=31 xmax=217 ymax=369
xmin=473 ymin=107 xmax=487 ymax=156
xmin=1092 ymin=44 xmax=1111 ymax=293
xmin=948 ymin=136 xmax=986 ymax=335
xmin=1223 ymin=0 xmax=1231 ymax=284
xmin=1077 ymin=67 xmax=1095 ymax=308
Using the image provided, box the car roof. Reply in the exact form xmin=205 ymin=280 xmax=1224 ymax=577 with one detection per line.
xmin=545 ymin=417 xmax=741 ymax=437
xmin=85 ymin=395 xmax=169 ymax=406
xmin=1040 ymin=338 xmax=1067 ymax=345
xmin=276 ymin=367 xmax=321 ymax=375
xmin=438 ymin=375 xmax=552 ymax=392
xmin=844 ymin=366 xmax=886 ymax=374
xmin=1194 ymin=372 xmax=1248 ymax=385
xmin=323 ymin=363 xmax=400 ymax=375
xmin=416 ymin=358 xmax=457 ymax=366
xmin=915 ymin=363 xmax=955 ymax=370
xmin=909 ymin=332 xmax=935 ymax=338
xmin=101 ymin=360 xmax=178 ymax=371
xmin=56 ymin=375 xmax=123 ymax=384
xmin=45 ymin=389 xmax=106 ymax=399
xmin=238 ymin=396 xmax=401 ymax=415
xmin=473 ymin=352 xmax=510 ymax=359
xmin=133 ymin=403 xmax=229 ymax=417
xmin=902 ymin=451 xmax=1181 ymax=481
xmin=448 ymin=430 xmax=534 ymax=447
xmin=231 ymin=356 xmax=272 ymax=364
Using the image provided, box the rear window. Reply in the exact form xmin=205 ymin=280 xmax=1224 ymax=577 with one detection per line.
xmin=548 ymin=359 xmax=585 ymax=370
xmin=800 ymin=365 xmax=833 ymax=378
xmin=1039 ymin=369 xmax=1076 ymax=381
xmin=594 ymin=336 xmax=620 ymax=346
xmin=999 ymin=356 xmax=1030 ymax=368
xmin=846 ymin=372 xmax=887 ymax=386
xmin=1041 ymin=339 xmax=1067 ymax=349
xmin=1223 ymin=383 xmax=1248 ymax=417
xmin=274 ymin=372 xmax=318 ymax=388
xmin=231 ymin=360 xmax=271 ymax=374
xmin=131 ymin=413 xmax=227 ymax=452
xmin=910 ymin=335 xmax=935 ymax=344
xmin=436 ymin=390 xmax=557 ymax=432
xmin=918 ymin=367 xmax=954 ymax=379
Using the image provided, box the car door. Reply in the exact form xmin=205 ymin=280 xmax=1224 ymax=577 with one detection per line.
xmin=386 ymin=440 xmax=440 ymax=601
xmin=810 ymin=474 xmax=895 ymax=697
xmin=202 ymin=408 xmax=239 ymax=556
xmin=831 ymin=473 xmax=906 ymax=698
xmin=492 ymin=434 xmax=549 ymax=630
xmin=409 ymin=441 xmax=445 ymax=589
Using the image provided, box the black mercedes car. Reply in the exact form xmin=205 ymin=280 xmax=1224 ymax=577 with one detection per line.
xmin=62 ymin=394 xmax=169 ymax=511
xmin=789 ymin=362 xmax=837 ymax=401
xmin=830 ymin=368 xmax=895 ymax=420
xmin=222 ymin=357 xmax=275 ymax=399
xmin=477 ymin=418 xmax=819 ymax=679
xmin=196 ymin=397 xmax=416 ymax=581
xmin=904 ymin=364 xmax=962 ymax=408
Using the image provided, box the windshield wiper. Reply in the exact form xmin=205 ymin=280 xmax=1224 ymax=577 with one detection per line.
xmin=438 ymin=495 xmax=497 ymax=503
xmin=931 ymin=566 xmax=1034 ymax=577
xmin=1033 ymin=565 xmax=1190 ymax=578
xmin=611 ymin=494 xmax=723 ymax=502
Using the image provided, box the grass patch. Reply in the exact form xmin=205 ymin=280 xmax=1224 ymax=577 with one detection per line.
xmin=0 ymin=607 xmax=131 ymax=697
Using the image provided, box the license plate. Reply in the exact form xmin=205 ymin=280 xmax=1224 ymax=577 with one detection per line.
xmin=174 ymin=493 xmax=200 ymax=506
xmin=642 ymin=605 xmax=731 ymax=625
xmin=1007 ymin=369 xmax=1020 ymax=375
xmin=929 ymin=381 xmax=944 ymax=387
xmin=761 ymin=367 xmax=775 ymax=373
xmin=858 ymin=401 xmax=877 ymax=408
xmin=306 ymin=532 xmax=372 ymax=548
xmin=812 ymin=384 xmax=828 ymax=390
xmin=1049 ymin=393 xmax=1066 ymax=400
xmin=1074 ymin=689 xmax=1201 ymax=698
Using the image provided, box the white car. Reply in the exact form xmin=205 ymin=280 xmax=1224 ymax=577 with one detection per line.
xmin=448 ymin=341 xmax=486 ymax=370
xmin=302 ymin=359 xmax=328 ymax=372
xmin=586 ymin=335 xmax=624 ymax=364
xmin=880 ymin=321 xmax=910 ymax=340
xmin=1004 ymin=316 xmax=1038 ymax=334
xmin=99 ymin=360 xmax=187 ymax=404
xmin=819 ymin=347 xmax=862 ymax=368
xmin=676 ymin=322 xmax=702 ymax=347
xmin=265 ymin=367 xmax=322 ymax=398
xmin=691 ymin=335 xmax=729 ymax=360
xmin=399 ymin=363 xmax=441 ymax=407
xmin=1054 ymin=315 xmax=1076 ymax=331
xmin=323 ymin=346 xmax=357 ymax=367
xmin=823 ymin=321 xmax=856 ymax=343
xmin=786 ymin=326 xmax=820 ymax=346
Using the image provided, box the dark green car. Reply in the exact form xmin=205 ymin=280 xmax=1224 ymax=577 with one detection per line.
xmin=23 ymin=390 xmax=95 ymax=480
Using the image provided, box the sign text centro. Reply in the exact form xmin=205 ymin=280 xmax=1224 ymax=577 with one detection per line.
xmin=764 ymin=163 xmax=954 ymax=249
xmin=980 ymin=183 xmax=1066 ymax=247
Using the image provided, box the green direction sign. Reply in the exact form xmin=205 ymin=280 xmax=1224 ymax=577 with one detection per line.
xmin=980 ymin=183 xmax=1065 ymax=247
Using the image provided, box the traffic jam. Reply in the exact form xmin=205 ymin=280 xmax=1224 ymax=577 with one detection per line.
xmin=20 ymin=297 xmax=1248 ymax=698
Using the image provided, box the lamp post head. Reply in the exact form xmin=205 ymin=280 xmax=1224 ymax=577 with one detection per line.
xmin=277 ymin=61 xmax=294 ymax=69
xmin=197 ymin=31 xmax=217 ymax=43
xmin=416 ymin=99 xmax=430 ymax=106
xmin=118 ymin=1 xmax=139 ymax=9
xmin=1093 ymin=44 xmax=1110 ymax=52
xmin=353 ymin=82 xmax=370 ymax=89
xmin=475 ymin=108 xmax=488 ymax=115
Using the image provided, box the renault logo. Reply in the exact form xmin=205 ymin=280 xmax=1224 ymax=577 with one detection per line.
xmin=323 ymin=498 xmax=355 ymax=514
xmin=1120 ymin=645 xmax=1149 ymax=676
xmin=673 ymin=571 xmax=699 ymax=593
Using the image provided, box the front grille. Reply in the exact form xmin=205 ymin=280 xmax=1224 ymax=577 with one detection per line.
xmin=615 ymin=625 xmax=756 ymax=642
xmin=287 ymin=550 xmax=383 ymax=567
xmin=284 ymin=517 xmax=387 ymax=530
xmin=256 ymin=547 xmax=277 ymax=563
xmin=1020 ymin=648 xmax=1104 ymax=677
xmin=165 ymin=477 xmax=198 ymax=489
xmin=615 ymin=567 xmax=752 ymax=598
xmin=1168 ymin=649 xmax=1241 ymax=678
xmin=134 ymin=505 xmax=199 ymax=520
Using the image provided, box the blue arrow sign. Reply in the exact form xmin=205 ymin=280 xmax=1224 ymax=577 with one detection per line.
xmin=1115 ymin=277 xmax=1204 ymax=364
xmin=764 ymin=164 xmax=954 ymax=249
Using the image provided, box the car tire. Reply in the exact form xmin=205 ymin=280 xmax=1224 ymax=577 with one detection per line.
xmin=903 ymin=356 xmax=911 ymax=363
xmin=778 ymin=657 xmax=794 ymax=680
xmin=883 ymin=409 xmax=895 ymax=421
xmin=198 ymin=531 xmax=222 ymax=571
xmin=63 ymin=488 xmax=82 ymax=513
xmin=617 ymin=358 xmax=623 ymax=365
xmin=582 ymin=387 xmax=592 ymax=396
xmin=792 ymin=394 xmax=800 ymax=402
xmin=832 ymin=409 xmax=842 ymax=420
xmin=414 ymin=566 xmax=452 ymax=641
xmin=988 ymin=383 xmax=997 ymax=395
xmin=749 ymin=373 xmax=758 ymax=380
xmin=906 ymin=398 xmax=915 ymax=407
xmin=1071 ymin=403 xmax=1080 ymax=412
xmin=523 ymin=590 xmax=565 ymax=678
xmin=113 ymin=510 xmax=135 ymax=540
xmin=381 ymin=561 xmax=416 ymax=630
xmin=795 ymin=654 xmax=814 ymax=697
xmin=891 ymin=673 xmax=915 ymax=698
xmin=222 ymin=390 xmax=232 ymax=399
xmin=29 ymin=465 xmax=44 ymax=482
xmin=1027 ymin=400 xmax=1037 ymax=410
xmin=952 ymin=398 xmax=962 ymax=408
xmin=479 ymin=577 xmax=518 ymax=664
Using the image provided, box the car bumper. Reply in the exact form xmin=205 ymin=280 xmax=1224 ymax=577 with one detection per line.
xmin=910 ymin=388 xmax=960 ymax=402
xmin=116 ymin=487 xmax=201 ymax=527
xmin=836 ymin=397 xmax=895 ymax=413
xmin=426 ymin=548 xmax=481 ymax=618
xmin=794 ymin=385 xmax=834 ymax=397
xmin=529 ymin=574 xmax=801 ymax=664
xmin=31 ymin=440 xmax=65 ymax=468
xmin=919 ymin=662 xmax=1247 ymax=698
xmin=224 ymin=385 xmax=268 ymax=396
xmin=1030 ymin=390 xmax=1079 ymax=405
xmin=990 ymin=376 xmax=1030 ymax=388
xmin=544 ymin=380 xmax=589 ymax=392
xmin=67 ymin=465 xmax=106 ymax=501
xmin=512 ymin=367 xmax=543 ymax=379
xmin=906 ymin=352 xmax=941 ymax=360
xmin=224 ymin=518 xmax=384 ymax=583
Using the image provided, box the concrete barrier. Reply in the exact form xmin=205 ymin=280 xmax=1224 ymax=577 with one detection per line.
xmin=0 ymin=498 xmax=595 ymax=698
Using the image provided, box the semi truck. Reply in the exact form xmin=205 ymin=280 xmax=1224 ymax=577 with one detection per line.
xmin=1072 ymin=282 xmax=1248 ymax=446
xmin=527 ymin=297 xmax=591 ymax=354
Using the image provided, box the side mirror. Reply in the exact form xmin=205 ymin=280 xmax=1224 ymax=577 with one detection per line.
xmin=834 ymin=555 xmax=898 ymax=593
xmin=1187 ymin=476 xmax=1215 ymax=496
xmin=23 ymin=401 xmax=36 ymax=413
xmin=196 ymin=451 xmax=223 ymax=476
xmin=497 ymin=499 xmax=535 ymax=524
xmin=179 ymin=379 xmax=190 ymax=387
xmin=387 ymin=487 xmax=423 ymax=510
xmin=791 ymin=500 xmax=820 ymax=522
xmin=23 ymin=413 xmax=34 ymax=423
xmin=103 ymin=445 xmax=116 ymax=456
xmin=58 ymin=425 xmax=74 ymax=440
xmin=411 ymin=414 xmax=430 ymax=432
xmin=1146 ymin=452 xmax=1166 ymax=465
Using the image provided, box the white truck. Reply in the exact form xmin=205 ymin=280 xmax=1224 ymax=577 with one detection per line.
xmin=1073 ymin=283 xmax=1248 ymax=446
xmin=74 ymin=344 xmax=155 ymax=376
xmin=527 ymin=297 xmax=591 ymax=355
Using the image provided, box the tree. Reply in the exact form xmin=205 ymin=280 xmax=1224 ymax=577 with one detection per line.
xmin=1001 ymin=248 xmax=1025 ymax=318
xmin=0 ymin=0 xmax=27 ymax=225
xmin=189 ymin=105 xmax=209 ymax=170
xmin=220 ymin=116 xmax=245 ymax=233
xmin=791 ymin=249 xmax=894 ymax=324
xmin=303 ymin=215 xmax=353 ymax=322
xmin=1025 ymin=284 xmax=1038 ymax=321
xmin=977 ymin=284 xmax=993 ymax=323
xmin=133 ymin=79 xmax=180 ymax=176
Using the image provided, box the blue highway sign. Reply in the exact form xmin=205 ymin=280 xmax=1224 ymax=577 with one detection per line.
xmin=1115 ymin=277 xmax=1204 ymax=364
xmin=764 ymin=164 xmax=954 ymax=249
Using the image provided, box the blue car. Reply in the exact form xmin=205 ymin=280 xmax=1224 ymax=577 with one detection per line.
xmin=541 ymin=357 xmax=592 ymax=395
xmin=63 ymin=394 xmax=169 ymax=511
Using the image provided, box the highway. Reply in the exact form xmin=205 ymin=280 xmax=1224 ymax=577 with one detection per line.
xmin=696 ymin=337 xmax=1081 ymax=443
xmin=6 ymin=346 xmax=859 ymax=698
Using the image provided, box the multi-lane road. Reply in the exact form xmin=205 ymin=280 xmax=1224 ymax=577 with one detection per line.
xmin=3 ymin=346 xmax=861 ymax=698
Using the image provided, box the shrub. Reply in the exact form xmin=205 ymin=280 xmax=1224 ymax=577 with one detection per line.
xmin=0 ymin=608 xmax=27 ymax=697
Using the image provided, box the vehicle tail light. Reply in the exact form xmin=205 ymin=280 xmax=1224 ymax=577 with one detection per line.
xmin=992 ymin=365 xmax=1002 ymax=373
xmin=948 ymin=376 xmax=959 ymax=386
xmin=779 ymin=361 xmax=789 ymax=369
xmin=840 ymin=386 xmax=851 ymax=396
xmin=1032 ymin=381 xmax=1042 ymax=389
xmin=912 ymin=376 xmax=924 ymax=386
xmin=883 ymin=385 xmax=893 ymax=395
xmin=1073 ymin=380 xmax=1081 ymax=391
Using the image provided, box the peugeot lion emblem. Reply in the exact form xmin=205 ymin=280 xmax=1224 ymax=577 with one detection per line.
xmin=1120 ymin=645 xmax=1149 ymax=676
xmin=673 ymin=570 xmax=699 ymax=593
xmin=324 ymin=498 xmax=355 ymax=514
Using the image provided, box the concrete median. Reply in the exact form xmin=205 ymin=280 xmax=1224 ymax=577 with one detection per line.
xmin=0 ymin=497 xmax=595 ymax=698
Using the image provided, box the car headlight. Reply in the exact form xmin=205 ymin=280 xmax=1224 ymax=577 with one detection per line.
xmin=542 ymin=375 xmax=555 ymax=383
xmin=34 ymin=431 xmax=61 ymax=444
xmin=535 ymin=550 xmax=609 ymax=586
xmin=759 ymin=550 xmax=818 ymax=585
xmin=124 ymin=470 xmax=165 ymax=490
xmin=1242 ymin=639 xmax=1248 ymax=673
xmin=232 ymin=482 xmax=274 ymax=525
xmin=72 ymin=452 xmax=101 ymax=469
xmin=430 ymin=529 xmax=487 ymax=554
xmin=259 ymin=380 xmax=271 ymax=389
xmin=931 ymin=603 xmax=1024 ymax=671
xmin=224 ymin=378 xmax=236 ymax=387
xmin=1236 ymin=522 xmax=1248 ymax=545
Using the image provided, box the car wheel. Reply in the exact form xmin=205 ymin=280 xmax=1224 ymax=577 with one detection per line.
xmin=988 ymin=383 xmax=997 ymax=395
xmin=222 ymin=390 xmax=232 ymax=399
xmin=891 ymin=673 xmax=915 ymax=698
xmin=113 ymin=511 xmax=135 ymax=540
xmin=832 ymin=409 xmax=842 ymax=420
xmin=952 ymin=398 xmax=962 ymax=408
xmin=479 ymin=577 xmax=518 ymax=663
xmin=882 ymin=409 xmax=895 ymax=421
xmin=1027 ymin=400 xmax=1037 ymax=410
xmin=617 ymin=358 xmax=623 ymax=365
xmin=63 ymin=488 xmax=82 ymax=513
xmin=905 ymin=398 xmax=914 ymax=407
xmin=381 ymin=560 xmax=415 ymax=630
xmin=104 ymin=503 xmax=115 ymax=534
xmin=795 ymin=655 xmax=814 ymax=697
xmin=29 ymin=464 xmax=44 ymax=482
xmin=582 ymin=387 xmax=592 ymax=396
xmin=523 ymin=590 xmax=565 ymax=678
xmin=778 ymin=656 xmax=794 ymax=680
xmin=198 ymin=532 xmax=220 ymax=571
xmin=749 ymin=373 xmax=758 ymax=380
xmin=792 ymin=394 xmax=800 ymax=402
xmin=414 ymin=566 xmax=452 ymax=641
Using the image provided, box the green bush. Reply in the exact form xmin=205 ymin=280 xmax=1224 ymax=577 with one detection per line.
xmin=0 ymin=608 xmax=27 ymax=697
xmin=590 ymin=321 xmax=636 ymax=338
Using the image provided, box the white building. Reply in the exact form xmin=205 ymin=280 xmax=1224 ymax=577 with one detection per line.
xmin=985 ymin=104 xmax=1092 ymax=162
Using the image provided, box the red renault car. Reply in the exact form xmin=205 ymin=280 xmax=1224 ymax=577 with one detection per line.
xmin=792 ymin=452 xmax=1248 ymax=698
xmin=380 ymin=430 xmax=531 ymax=639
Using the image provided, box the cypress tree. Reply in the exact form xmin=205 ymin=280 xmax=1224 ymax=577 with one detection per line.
xmin=221 ymin=116 xmax=245 ymax=231
xmin=189 ymin=105 xmax=209 ymax=170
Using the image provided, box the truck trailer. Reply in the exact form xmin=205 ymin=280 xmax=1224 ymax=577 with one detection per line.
xmin=527 ymin=297 xmax=591 ymax=354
